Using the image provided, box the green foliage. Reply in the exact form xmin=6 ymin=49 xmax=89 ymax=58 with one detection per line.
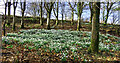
xmin=5 ymin=24 xmax=9 ymax=27
xmin=2 ymin=29 xmax=120 ymax=59
xmin=7 ymin=45 xmax=13 ymax=48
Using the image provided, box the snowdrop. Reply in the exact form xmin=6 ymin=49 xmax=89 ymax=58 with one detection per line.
xmin=2 ymin=29 xmax=120 ymax=53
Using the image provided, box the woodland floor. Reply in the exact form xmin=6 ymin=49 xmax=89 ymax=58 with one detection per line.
xmin=1 ymin=20 xmax=120 ymax=63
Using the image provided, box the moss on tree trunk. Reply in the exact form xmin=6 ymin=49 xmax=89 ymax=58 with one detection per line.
xmin=40 ymin=2 xmax=43 ymax=25
xmin=21 ymin=11 xmax=24 ymax=29
xmin=88 ymin=2 xmax=100 ymax=53
xmin=46 ymin=12 xmax=51 ymax=29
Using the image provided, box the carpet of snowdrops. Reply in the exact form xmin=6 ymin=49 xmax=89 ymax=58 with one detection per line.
xmin=2 ymin=29 xmax=120 ymax=62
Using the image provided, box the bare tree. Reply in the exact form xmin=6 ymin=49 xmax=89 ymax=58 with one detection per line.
xmin=12 ymin=0 xmax=18 ymax=31
xmin=77 ymin=2 xmax=84 ymax=31
xmin=53 ymin=1 xmax=59 ymax=26
xmin=60 ymin=2 xmax=65 ymax=28
xmin=26 ymin=3 xmax=39 ymax=17
xmin=68 ymin=2 xmax=76 ymax=25
xmin=39 ymin=2 xmax=43 ymax=25
xmin=44 ymin=2 xmax=54 ymax=29
xmin=20 ymin=0 xmax=26 ymax=28
xmin=104 ymin=2 xmax=114 ymax=25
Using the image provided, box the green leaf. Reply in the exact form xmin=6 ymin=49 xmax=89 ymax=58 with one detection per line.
xmin=7 ymin=45 xmax=13 ymax=48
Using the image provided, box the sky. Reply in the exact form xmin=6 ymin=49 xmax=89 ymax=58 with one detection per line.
xmin=0 ymin=1 xmax=119 ymax=24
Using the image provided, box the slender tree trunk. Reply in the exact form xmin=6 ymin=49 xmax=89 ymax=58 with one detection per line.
xmin=40 ymin=2 xmax=43 ymax=25
xmin=104 ymin=10 xmax=109 ymax=25
xmin=68 ymin=2 xmax=76 ymax=25
xmin=12 ymin=8 xmax=16 ymax=30
xmin=46 ymin=12 xmax=51 ymax=29
xmin=20 ymin=1 xmax=26 ymax=29
xmin=89 ymin=2 xmax=93 ymax=24
xmin=71 ymin=10 xmax=74 ymax=25
xmin=8 ymin=2 xmax=11 ymax=16
xmin=3 ymin=2 xmax=7 ymax=36
xmin=77 ymin=15 xmax=81 ymax=31
xmin=102 ymin=4 xmax=105 ymax=22
xmin=77 ymin=2 xmax=84 ymax=31
xmin=61 ymin=13 xmax=63 ymax=28
xmin=104 ymin=2 xmax=114 ymax=25
xmin=7 ymin=2 xmax=11 ymax=25
xmin=88 ymin=2 xmax=100 ymax=53
xmin=56 ymin=2 xmax=59 ymax=26
xmin=56 ymin=17 xmax=58 ymax=25
xmin=12 ymin=2 xmax=17 ymax=31
xmin=44 ymin=2 xmax=54 ymax=29
xmin=90 ymin=12 xmax=93 ymax=24
xmin=21 ymin=10 xmax=24 ymax=28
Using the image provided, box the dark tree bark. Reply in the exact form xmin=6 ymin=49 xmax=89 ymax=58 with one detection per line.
xmin=53 ymin=2 xmax=59 ymax=26
xmin=3 ymin=2 xmax=7 ymax=36
xmin=68 ymin=2 xmax=76 ymax=25
xmin=88 ymin=2 xmax=100 ymax=53
xmin=20 ymin=1 xmax=26 ymax=29
xmin=46 ymin=12 xmax=51 ymax=29
xmin=104 ymin=2 xmax=114 ymax=25
xmin=60 ymin=2 xmax=65 ymax=28
xmin=7 ymin=2 xmax=11 ymax=25
xmin=102 ymin=3 xmax=105 ymax=22
xmin=77 ymin=2 xmax=84 ymax=31
xmin=61 ymin=13 xmax=63 ymax=28
xmin=44 ymin=2 xmax=54 ymax=29
xmin=12 ymin=1 xmax=18 ymax=31
xmin=39 ymin=2 xmax=43 ymax=25
xmin=89 ymin=2 xmax=93 ymax=24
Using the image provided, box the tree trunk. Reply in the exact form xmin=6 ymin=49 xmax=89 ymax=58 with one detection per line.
xmin=40 ymin=2 xmax=43 ymax=25
xmin=44 ymin=2 xmax=54 ymax=29
xmin=89 ymin=2 xmax=93 ymax=24
xmin=8 ymin=2 xmax=11 ymax=16
xmin=104 ymin=10 xmax=109 ymax=25
xmin=77 ymin=2 xmax=84 ymax=31
xmin=56 ymin=2 xmax=59 ymax=26
xmin=46 ymin=12 xmax=51 ymax=29
xmin=77 ymin=15 xmax=81 ymax=31
xmin=88 ymin=2 xmax=100 ymax=53
xmin=104 ymin=2 xmax=114 ymax=25
xmin=90 ymin=12 xmax=93 ymax=24
xmin=20 ymin=2 xmax=26 ymax=29
xmin=56 ymin=17 xmax=58 ymax=26
xmin=12 ymin=2 xmax=17 ymax=31
xmin=3 ymin=2 xmax=7 ymax=36
xmin=71 ymin=10 xmax=74 ymax=25
xmin=7 ymin=2 xmax=11 ymax=25
xmin=12 ymin=7 xmax=16 ymax=31
xmin=21 ymin=10 xmax=24 ymax=28
xmin=102 ymin=4 xmax=105 ymax=22
xmin=61 ymin=13 xmax=63 ymax=28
